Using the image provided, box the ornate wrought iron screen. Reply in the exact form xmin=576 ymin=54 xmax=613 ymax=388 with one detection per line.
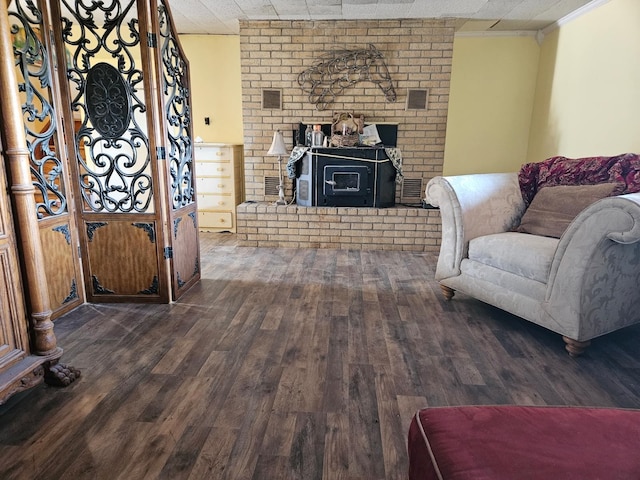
xmin=9 ymin=0 xmax=68 ymax=219
xmin=60 ymin=0 xmax=153 ymax=213
xmin=158 ymin=0 xmax=194 ymax=210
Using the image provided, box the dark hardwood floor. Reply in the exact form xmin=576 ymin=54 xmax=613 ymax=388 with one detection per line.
xmin=1 ymin=232 xmax=640 ymax=479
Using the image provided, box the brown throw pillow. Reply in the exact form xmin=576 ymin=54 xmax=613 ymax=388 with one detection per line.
xmin=516 ymin=183 xmax=621 ymax=238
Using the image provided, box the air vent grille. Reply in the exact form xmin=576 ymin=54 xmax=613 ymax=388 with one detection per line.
xmin=264 ymin=176 xmax=280 ymax=196
xmin=262 ymin=89 xmax=282 ymax=109
xmin=406 ymin=89 xmax=429 ymax=110
xmin=401 ymin=178 xmax=423 ymax=201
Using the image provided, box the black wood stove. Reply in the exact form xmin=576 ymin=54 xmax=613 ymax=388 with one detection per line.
xmin=296 ymin=147 xmax=396 ymax=208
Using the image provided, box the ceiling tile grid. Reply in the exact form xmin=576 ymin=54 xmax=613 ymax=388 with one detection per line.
xmin=168 ymin=0 xmax=596 ymax=35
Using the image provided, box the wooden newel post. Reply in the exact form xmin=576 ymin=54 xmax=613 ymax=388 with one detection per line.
xmin=0 ymin=1 xmax=58 ymax=356
xmin=0 ymin=0 xmax=78 ymax=385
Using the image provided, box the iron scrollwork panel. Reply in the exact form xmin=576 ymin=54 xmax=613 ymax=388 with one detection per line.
xmin=158 ymin=1 xmax=194 ymax=211
xmin=9 ymin=0 xmax=68 ymax=219
xmin=60 ymin=0 xmax=153 ymax=213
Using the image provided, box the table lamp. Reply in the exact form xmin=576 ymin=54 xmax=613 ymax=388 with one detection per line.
xmin=267 ymin=129 xmax=289 ymax=205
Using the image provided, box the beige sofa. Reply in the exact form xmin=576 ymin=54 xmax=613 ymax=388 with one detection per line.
xmin=426 ymin=172 xmax=640 ymax=356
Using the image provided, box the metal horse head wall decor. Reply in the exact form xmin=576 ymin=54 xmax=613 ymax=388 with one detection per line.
xmin=298 ymin=44 xmax=397 ymax=111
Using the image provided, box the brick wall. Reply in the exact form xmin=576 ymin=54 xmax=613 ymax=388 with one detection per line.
xmin=239 ymin=18 xmax=455 ymax=202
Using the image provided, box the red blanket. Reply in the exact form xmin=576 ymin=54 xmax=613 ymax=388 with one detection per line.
xmin=518 ymin=153 xmax=640 ymax=206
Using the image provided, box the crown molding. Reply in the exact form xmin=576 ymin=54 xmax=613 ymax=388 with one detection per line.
xmin=538 ymin=0 xmax=612 ymax=42
xmin=455 ymin=30 xmax=537 ymax=38
xmin=455 ymin=1 xmax=612 ymax=43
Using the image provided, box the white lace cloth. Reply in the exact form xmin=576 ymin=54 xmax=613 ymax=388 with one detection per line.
xmin=286 ymin=147 xmax=403 ymax=183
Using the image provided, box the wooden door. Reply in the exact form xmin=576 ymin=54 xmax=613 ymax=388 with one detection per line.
xmin=52 ymin=0 xmax=176 ymax=303
xmin=8 ymin=0 xmax=85 ymax=318
xmin=150 ymin=0 xmax=200 ymax=300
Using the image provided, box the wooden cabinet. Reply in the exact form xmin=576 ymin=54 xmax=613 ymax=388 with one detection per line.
xmin=0 ymin=164 xmax=33 ymax=405
xmin=194 ymin=144 xmax=244 ymax=233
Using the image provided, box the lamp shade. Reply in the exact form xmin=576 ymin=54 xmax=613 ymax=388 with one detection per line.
xmin=267 ymin=129 xmax=289 ymax=156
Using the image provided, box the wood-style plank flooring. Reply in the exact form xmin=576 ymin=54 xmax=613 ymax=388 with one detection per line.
xmin=1 ymin=232 xmax=640 ymax=479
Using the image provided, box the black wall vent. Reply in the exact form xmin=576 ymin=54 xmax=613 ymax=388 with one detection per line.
xmin=262 ymin=89 xmax=282 ymax=109
xmin=406 ymin=89 xmax=429 ymax=110
xmin=401 ymin=178 xmax=423 ymax=202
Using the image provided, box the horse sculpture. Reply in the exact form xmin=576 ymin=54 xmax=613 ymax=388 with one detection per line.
xmin=297 ymin=44 xmax=397 ymax=111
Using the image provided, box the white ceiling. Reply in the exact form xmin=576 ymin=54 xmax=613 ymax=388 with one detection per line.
xmin=168 ymin=0 xmax=598 ymax=35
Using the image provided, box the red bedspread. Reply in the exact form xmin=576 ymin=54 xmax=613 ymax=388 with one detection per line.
xmin=518 ymin=153 xmax=640 ymax=206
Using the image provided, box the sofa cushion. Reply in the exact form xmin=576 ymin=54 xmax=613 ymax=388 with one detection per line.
xmin=459 ymin=259 xmax=547 ymax=301
xmin=516 ymin=183 xmax=621 ymax=238
xmin=468 ymin=232 xmax=558 ymax=283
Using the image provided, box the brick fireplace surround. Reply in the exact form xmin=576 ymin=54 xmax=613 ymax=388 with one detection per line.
xmin=236 ymin=18 xmax=453 ymax=251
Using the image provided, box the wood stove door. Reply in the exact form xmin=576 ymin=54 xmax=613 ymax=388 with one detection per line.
xmin=318 ymin=161 xmax=375 ymax=207
xmin=323 ymin=165 xmax=371 ymax=197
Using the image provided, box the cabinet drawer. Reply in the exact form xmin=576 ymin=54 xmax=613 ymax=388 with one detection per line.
xmin=196 ymin=176 xmax=233 ymax=194
xmin=195 ymin=161 xmax=232 ymax=176
xmin=197 ymin=194 xmax=233 ymax=209
xmin=194 ymin=146 xmax=232 ymax=161
xmin=198 ymin=211 xmax=233 ymax=230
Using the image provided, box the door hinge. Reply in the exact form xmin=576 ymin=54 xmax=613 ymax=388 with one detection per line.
xmin=147 ymin=32 xmax=157 ymax=48
xmin=156 ymin=146 xmax=166 ymax=160
xmin=163 ymin=246 xmax=173 ymax=259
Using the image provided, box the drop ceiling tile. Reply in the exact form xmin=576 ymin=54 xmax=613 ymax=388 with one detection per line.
xmin=167 ymin=0 xmax=598 ymax=34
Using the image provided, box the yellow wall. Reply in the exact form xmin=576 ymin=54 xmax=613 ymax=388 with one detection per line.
xmin=527 ymin=0 xmax=640 ymax=162
xmin=179 ymin=35 xmax=244 ymax=144
xmin=177 ymin=0 xmax=639 ymax=171
xmin=443 ymin=35 xmax=540 ymax=175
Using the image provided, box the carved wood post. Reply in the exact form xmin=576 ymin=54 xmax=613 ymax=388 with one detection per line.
xmin=0 ymin=0 xmax=59 ymax=357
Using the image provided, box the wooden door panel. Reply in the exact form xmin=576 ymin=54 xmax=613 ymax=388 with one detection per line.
xmin=39 ymin=219 xmax=83 ymax=316
xmin=9 ymin=0 xmax=86 ymax=317
xmin=171 ymin=209 xmax=199 ymax=297
xmin=156 ymin=0 xmax=200 ymax=300
xmin=83 ymin=220 xmax=163 ymax=300
xmin=0 ymin=229 xmax=29 ymax=371
xmin=56 ymin=0 xmax=172 ymax=303
xmin=0 ymin=132 xmax=28 ymax=373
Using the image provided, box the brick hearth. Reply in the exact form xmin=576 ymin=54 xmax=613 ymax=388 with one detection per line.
xmin=236 ymin=203 xmax=441 ymax=251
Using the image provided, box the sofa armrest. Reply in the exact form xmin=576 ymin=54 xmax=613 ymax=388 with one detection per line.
xmin=545 ymin=192 xmax=640 ymax=338
xmin=426 ymin=173 xmax=526 ymax=280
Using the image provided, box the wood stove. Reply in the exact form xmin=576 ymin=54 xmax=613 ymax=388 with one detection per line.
xmin=296 ymin=147 xmax=396 ymax=207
